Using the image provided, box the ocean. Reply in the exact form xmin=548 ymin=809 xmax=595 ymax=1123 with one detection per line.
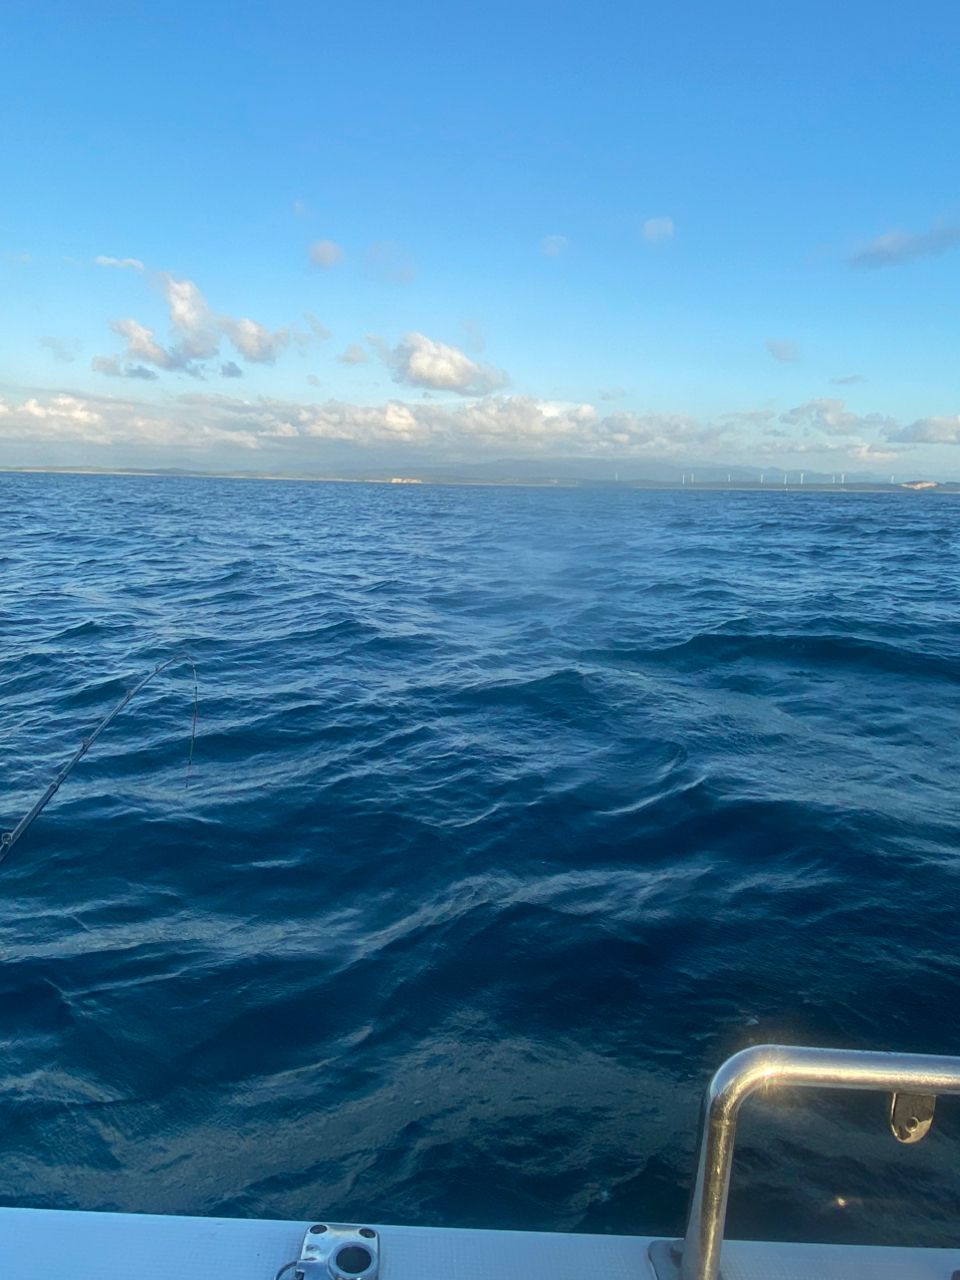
xmin=1 ymin=471 xmax=958 ymax=1245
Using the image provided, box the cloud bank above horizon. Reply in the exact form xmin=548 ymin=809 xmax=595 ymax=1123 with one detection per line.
xmin=3 ymin=384 xmax=948 ymax=475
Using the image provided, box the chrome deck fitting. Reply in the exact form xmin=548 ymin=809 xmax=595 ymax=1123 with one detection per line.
xmin=649 ymin=1043 xmax=960 ymax=1280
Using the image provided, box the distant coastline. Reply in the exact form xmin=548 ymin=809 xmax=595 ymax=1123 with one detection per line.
xmin=1 ymin=465 xmax=957 ymax=493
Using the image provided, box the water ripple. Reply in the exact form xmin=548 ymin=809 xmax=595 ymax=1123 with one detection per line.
xmin=0 ymin=474 xmax=959 ymax=1244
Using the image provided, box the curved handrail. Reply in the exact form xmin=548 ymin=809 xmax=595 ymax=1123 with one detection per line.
xmin=680 ymin=1043 xmax=960 ymax=1280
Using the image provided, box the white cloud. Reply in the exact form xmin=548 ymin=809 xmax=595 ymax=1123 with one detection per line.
xmin=93 ymin=267 xmax=290 ymax=376
xmin=765 ymin=338 xmax=800 ymax=363
xmin=292 ymin=199 xmax=308 ymax=217
xmin=219 ymin=315 xmax=289 ymax=364
xmin=221 ymin=361 xmax=243 ymax=378
xmin=0 ymin=390 xmax=258 ymax=450
xmin=831 ymin=374 xmax=865 ymax=385
xmin=163 ymin=274 xmax=210 ymax=333
xmin=1 ymin=393 xmax=125 ymax=445
xmin=887 ymin=416 xmax=960 ymax=445
xmin=592 ymin=408 xmax=702 ymax=452
xmin=259 ymin=421 xmax=299 ymax=439
xmin=111 ymin=318 xmax=183 ymax=370
xmin=434 ymin=397 xmax=600 ymax=449
xmin=309 ymin=239 xmax=344 ymax=269
xmin=382 ymin=331 xmax=508 ymax=395
xmin=642 ymin=217 xmax=674 ymax=243
xmin=16 ymin=394 xmax=103 ymax=426
xmin=95 ymin=278 xmax=213 ymax=377
xmin=848 ymin=222 xmax=960 ymax=269
xmin=541 ymin=234 xmax=569 ymax=257
xmin=2 ymin=387 xmax=953 ymax=468
xmin=849 ymin=441 xmax=898 ymax=462
xmin=0 ymin=389 xmax=684 ymax=455
xmin=92 ymin=355 xmax=158 ymax=380
xmin=781 ymin=398 xmax=896 ymax=437
xmin=599 ymin=387 xmax=626 ymax=401
xmin=94 ymin=255 xmax=145 ymax=271
xmin=304 ymin=399 xmax=430 ymax=444
xmin=338 ymin=343 xmax=369 ymax=365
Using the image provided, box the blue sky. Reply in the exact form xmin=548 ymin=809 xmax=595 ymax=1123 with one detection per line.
xmin=3 ymin=0 xmax=960 ymax=475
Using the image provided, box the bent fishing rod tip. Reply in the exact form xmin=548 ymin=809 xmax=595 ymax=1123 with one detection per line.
xmin=1 ymin=655 xmax=199 ymax=861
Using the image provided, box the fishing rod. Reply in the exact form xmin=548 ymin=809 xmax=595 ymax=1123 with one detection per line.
xmin=0 ymin=655 xmax=198 ymax=863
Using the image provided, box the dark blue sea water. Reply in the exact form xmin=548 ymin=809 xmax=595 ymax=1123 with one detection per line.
xmin=1 ymin=473 xmax=959 ymax=1246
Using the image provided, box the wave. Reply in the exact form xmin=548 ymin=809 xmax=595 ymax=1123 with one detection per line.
xmin=593 ymin=630 xmax=959 ymax=680
xmin=0 ymin=476 xmax=957 ymax=1243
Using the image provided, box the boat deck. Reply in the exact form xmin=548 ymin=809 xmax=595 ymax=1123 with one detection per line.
xmin=1 ymin=1207 xmax=957 ymax=1280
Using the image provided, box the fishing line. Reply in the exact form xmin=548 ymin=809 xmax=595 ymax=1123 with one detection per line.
xmin=0 ymin=655 xmax=198 ymax=863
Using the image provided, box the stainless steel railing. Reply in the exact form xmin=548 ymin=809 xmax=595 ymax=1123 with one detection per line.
xmin=669 ymin=1043 xmax=960 ymax=1280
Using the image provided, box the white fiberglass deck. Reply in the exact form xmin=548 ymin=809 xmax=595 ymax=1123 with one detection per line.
xmin=1 ymin=1208 xmax=958 ymax=1280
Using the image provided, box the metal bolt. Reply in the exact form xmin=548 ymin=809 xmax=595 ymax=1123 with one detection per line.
xmin=359 ymin=1229 xmax=376 ymax=1239
xmin=309 ymin=1224 xmax=327 ymax=1234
